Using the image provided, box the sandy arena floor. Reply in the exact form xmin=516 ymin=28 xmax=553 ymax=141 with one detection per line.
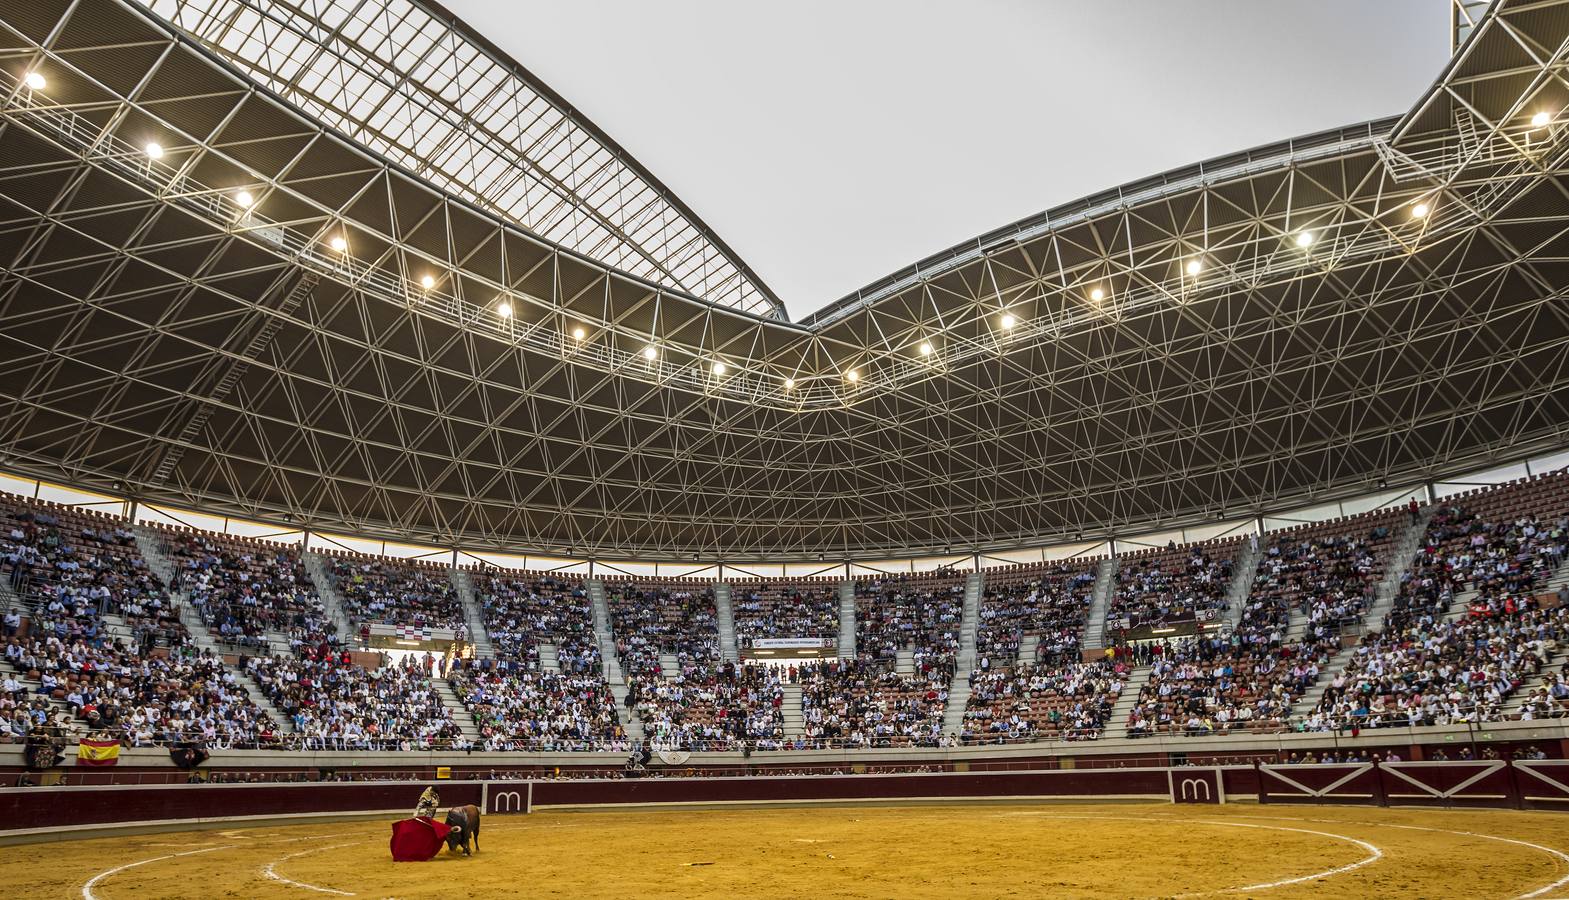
xmin=6 ymin=802 xmax=1569 ymax=899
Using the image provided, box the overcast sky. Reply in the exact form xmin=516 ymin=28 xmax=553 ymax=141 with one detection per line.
xmin=445 ymin=1 xmax=1450 ymax=321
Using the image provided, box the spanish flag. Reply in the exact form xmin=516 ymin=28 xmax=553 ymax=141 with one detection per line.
xmin=77 ymin=739 xmax=121 ymax=766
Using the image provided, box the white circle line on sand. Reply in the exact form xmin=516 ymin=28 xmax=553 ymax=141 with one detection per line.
xmin=83 ymin=846 xmax=225 ymax=900
xmin=992 ymin=812 xmax=1381 ymax=895
xmin=261 ymin=841 xmax=364 ymax=896
xmin=1235 ymin=814 xmax=1569 ymax=900
xmin=1187 ymin=820 xmax=1382 ymax=895
xmin=1358 ymin=822 xmax=1569 ymax=900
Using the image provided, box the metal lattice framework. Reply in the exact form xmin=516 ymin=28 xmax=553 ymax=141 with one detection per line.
xmin=144 ymin=0 xmax=785 ymax=320
xmin=0 ymin=0 xmax=1567 ymax=560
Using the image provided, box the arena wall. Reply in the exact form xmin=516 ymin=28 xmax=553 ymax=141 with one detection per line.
xmin=6 ymin=761 xmax=1569 ymax=840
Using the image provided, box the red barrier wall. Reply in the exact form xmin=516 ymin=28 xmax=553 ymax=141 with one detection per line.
xmin=0 ymin=781 xmax=483 ymax=831
xmin=526 ymin=767 xmax=1172 ymax=811
xmin=2 ymin=762 xmax=1565 ymax=837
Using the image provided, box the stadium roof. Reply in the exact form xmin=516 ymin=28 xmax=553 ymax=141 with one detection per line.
xmin=0 ymin=0 xmax=1566 ymax=559
xmin=144 ymin=0 xmax=786 ymax=320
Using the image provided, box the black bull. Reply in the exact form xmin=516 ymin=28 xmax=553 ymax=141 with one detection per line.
xmin=444 ymin=804 xmax=481 ymax=856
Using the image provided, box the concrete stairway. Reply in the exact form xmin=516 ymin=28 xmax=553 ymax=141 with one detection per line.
xmin=433 ymin=677 xmax=484 ymax=743
xmin=1083 ymin=557 xmax=1118 ymax=651
xmin=449 ymin=569 xmax=494 ymax=659
xmin=658 ymin=652 xmax=680 ymax=678
xmin=838 ymin=580 xmax=856 ymax=659
xmin=539 ymin=643 xmax=562 ymax=674
xmin=1544 ymin=554 xmax=1569 ymax=596
xmin=715 ymin=581 xmax=739 ymax=663
xmin=1363 ymin=506 xmax=1438 ymax=633
xmin=588 ymin=577 xmax=644 ymax=743
xmin=133 ymin=525 xmax=295 ymax=656
xmin=1016 ymin=634 xmax=1039 ymax=667
xmin=940 ymin=570 xmax=984 ymax=736
xmin=1509 ymin=647 xmax=1569 ymax=718
xmin=130 ymin=526 xmax=224 ymax=650
xmin=302 ymin=552 xmax=356 ymax=645
xmin=1284 ymin=600 xmax=1311 ymax=643
xmin=1102 ymin=665 xmax=1152 ymax=739
xmin=780 ymin=682 xmax=805 ymax=740
xmin=896 ymin=647 xmax=916 ymax=675
xmin=239 ymin=674 xmax=296 ymax=733
xmin=1292 ymin=646 xmax=1358 ymax=716
xmin=1224 ymin=539 xmax=1264 ymax=630
xmin=131 ymin=525 xmax=177 ymax=585
xmin=0 ymin=574 xmax=24 ymax=614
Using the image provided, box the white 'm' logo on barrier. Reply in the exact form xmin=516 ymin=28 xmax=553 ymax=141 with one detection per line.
xmin=493 ymin=791 xmax=524 ymax=813
xmin=1180 ymin=778 xmax=1212 ymax=801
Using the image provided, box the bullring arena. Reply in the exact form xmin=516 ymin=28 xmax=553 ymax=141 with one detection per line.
xmin=5 ymin=0 xmax=1569 ymax=896
xmin=10 ymin=802 xmax=1569 ymax=899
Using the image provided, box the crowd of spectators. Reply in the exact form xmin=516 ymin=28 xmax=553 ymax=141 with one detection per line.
xmin=974 ymin=563 xmax=1097 ymax=669
xmin=449 ymin=665 xmax=627 ymax=752
xmin=450 ymin=571 xmax=624 ymax=750
xmin=1122 ymin=635 xmax=1331 ymax=737
xmin=477 ymin=572 xmax=599 ymax=673
xmin=1107 ymin=544 xmax=1236 ymax=635
xmin=605 ymin=579 xmax=785 ymax=751
xmin=330 ymin=557 xmax=464 ymax=630
xmin=2 ymin=499 xmax=183 ymax=649
xmin=606 ymin=580 xmax=718 ymax=679
xmin=855 ymin=575 xmax=962 ymax=671
xmin=247 ymin=648 xmax=463 ymax=750
xmin=6 ymin=606 xmax=276 ymax=747
xmin=626 ymin=658 xmax=785 ymax=751
xmin=962 ymin=660 xmax=1126 ymax=743
xmin=800 ymin=656 xmax=949 ymax=748
xmin=1252 ymin=512 xmax=1396 ymax=636
xmin=781 ymin=576 xmax=964 ymax=749
xmin=731 ymin=581 xmax=839 ymax=648
xmin=1307 ymin=596 xmax=1564 ymax=729
xmin=1301 ymin=476 xmax=1569 ymax=730
xmin=163 ymin=529 xmax=337 ymax=654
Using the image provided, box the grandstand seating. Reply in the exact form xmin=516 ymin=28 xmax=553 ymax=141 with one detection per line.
xmin=974 ymin=561 xmax=1098 ymax=667
xmin=1105 ymin=540 xmax=1239 ymax=640
xmin=474 ymin=571 xmax=599 ymax=672
xmin=248 ymin=649 xmax=462 ymax=750
xmin=962 ymin=660 xmax=1126 ymax=743
xmin=159 ymin=527 xmax=337 ymax=654
xmin=1121 ymin=509 xmax=1404 ymax=737
xmin=958 ymin=559 xmax=1119 ymax=743
xmin=1305 ymin=473 xmax=1569 ymax=730
xmin=855 ymin=573 xmax=963 ymax=670
xmin=328 ymin=555 xmax=464 ymax=631
xmin=730 ymin=580 xmax=839 ymax=648
xmin=451 ymin=571 xmax=625 ymax=750
xmin=782 ymin=574 xmax=965 ymax=748
xmin=0 ymin=471 xmax=1566 ymax=754
xmin=606 ymin=578 xmax=782 ymax=750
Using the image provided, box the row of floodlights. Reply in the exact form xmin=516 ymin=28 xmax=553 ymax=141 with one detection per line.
xmin=25 ymin=64 xmax=1553 ymax=387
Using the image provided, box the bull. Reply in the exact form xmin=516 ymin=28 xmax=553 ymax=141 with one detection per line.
xmin=444 ymin=804 xmax=481 ymax=856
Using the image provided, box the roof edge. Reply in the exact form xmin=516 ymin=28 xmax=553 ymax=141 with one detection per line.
xmin=804 ymin=116 xmax=1402 ymax=327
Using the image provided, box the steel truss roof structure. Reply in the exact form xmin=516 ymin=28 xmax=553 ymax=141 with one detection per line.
xmin=0 ymin=0 xmax=1567 ymax=559
xmin=145 ymin=0 xmax=785 ymax=320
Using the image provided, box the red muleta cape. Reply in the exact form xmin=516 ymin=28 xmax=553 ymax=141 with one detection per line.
xmin=390 ymin=816 xmax=454 ymax=861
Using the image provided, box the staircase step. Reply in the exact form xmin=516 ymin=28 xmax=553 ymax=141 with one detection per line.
xmin=450 ymin=569 xmax=494 ymax=658
xmin=941 ymin=570 xmax=984 ymax=735
xmin=715 ymin=582 xmax=739 ymax=663
xmin=1084 ymin=557 xmax=1118 ymax=651
xmin=838 ymin=580 xmax=856 ymax=659
xmin=1104 ymin=665 xmax=1152 ymax=740
xmin=781 ymin=683 xmax=805 ymax=739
